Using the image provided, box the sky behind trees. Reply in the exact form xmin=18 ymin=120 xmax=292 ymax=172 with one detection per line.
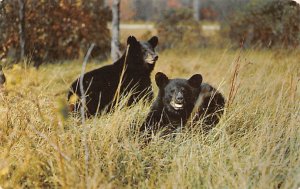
xmin=105 ymin=0 xmax=252 ymax=21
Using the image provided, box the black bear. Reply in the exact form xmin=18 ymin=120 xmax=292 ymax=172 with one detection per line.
xmin=140 ymin=72 xmax=203 ymax=136
xmin=140 ymin=72 xmax=225 ymax=140
xmin=68 ymin=36 xmax=159 ymax=116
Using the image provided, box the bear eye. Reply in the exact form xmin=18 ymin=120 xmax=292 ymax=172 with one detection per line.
xmin=171 ymin=89 xmax=175 ymax=93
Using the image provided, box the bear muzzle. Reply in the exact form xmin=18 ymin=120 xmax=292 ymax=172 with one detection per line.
xmin=145 ymin=53 xmax=158 ymax=64
xmin=170 ymin=91 xmax=185 ymax=110
xmin=170 ymin=101 xmax=184 ymax=110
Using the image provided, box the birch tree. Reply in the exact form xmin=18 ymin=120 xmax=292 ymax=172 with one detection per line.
xmin=18 ymin=0 xmax=26 ymax=60
xmin=193 ymin=0 xmax=201 ymax=21
xmin=111 ymin=0 xmax=121 ymax=62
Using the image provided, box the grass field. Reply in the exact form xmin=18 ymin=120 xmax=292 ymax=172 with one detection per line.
xmin=0 ymin=48 xmax=299 ymax=188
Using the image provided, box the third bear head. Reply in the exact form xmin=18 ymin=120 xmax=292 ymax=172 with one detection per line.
xmin=126 ymin=35 xmax=159 ymax=72
xmin=155 ymin=72 xmax=202 ymax=115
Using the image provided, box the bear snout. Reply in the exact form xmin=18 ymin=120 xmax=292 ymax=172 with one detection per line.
xmin=170 ymin=92 xmax=185 ymax=110
xmin=175 ymin=92 xmax=184 ymax=103
xmin=145 ymin=53 xmax=158 ymax=64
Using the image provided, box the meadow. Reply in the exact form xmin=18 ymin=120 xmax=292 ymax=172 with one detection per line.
xmin=0 ymin=48 xmax=299 ymax=188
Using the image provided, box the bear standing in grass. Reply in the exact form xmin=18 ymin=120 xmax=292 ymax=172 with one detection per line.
xmin=141 ymin=72 xmax=225 ymax=140
xmin=68 ymin=36 xmax=159 ymax=116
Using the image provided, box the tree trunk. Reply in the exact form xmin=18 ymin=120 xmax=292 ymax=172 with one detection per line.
xmin=18 ymin=0 xmax=26 ymax=61
xmin=111 ymin=0 xmax=121 ymax=62
xmin=193 ymin=0 xmax=201 ymax=21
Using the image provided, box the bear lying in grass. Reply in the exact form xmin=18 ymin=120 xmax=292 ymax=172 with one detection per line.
xmin=192 ymin=83 xmax=225 ymax=132
xmin=68 ymin=36 xmax=159 ymax=116
xmin=140 ymin=72 xmax=225 ymax=140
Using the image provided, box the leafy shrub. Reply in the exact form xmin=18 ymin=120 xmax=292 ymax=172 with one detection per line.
xmin=0 ymin=0 xmax=111 ymax=64
xmin=156 ymin=8 xmax=206 ymax=50
xmin=228 ymin=0 xmax=300 ymax=48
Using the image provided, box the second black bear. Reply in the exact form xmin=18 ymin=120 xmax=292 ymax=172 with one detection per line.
xmin=68 ymin=36 xmax=159 ymax=116
xmin=141 ymin=72 xmax=225 ymax=139
xmin=140 ymin=72 xmax=203 ymax=136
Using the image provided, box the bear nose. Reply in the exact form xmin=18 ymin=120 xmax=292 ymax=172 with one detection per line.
xmin=153 ymin=55 xmax=158 ymax=61
xmin=176 ymin=92 xmax=184 ymax=102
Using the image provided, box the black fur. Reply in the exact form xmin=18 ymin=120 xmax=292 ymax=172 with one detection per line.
xmin=192 ymin=83 xmax=225 ymax=132
xmin=0 ymin=65 xmax=6 ymax=85
xmin=68 ymin=36 xmax=159 ymax=116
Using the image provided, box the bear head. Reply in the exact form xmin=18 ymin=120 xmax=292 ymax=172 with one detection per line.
xmin=155 ymin=72 xmax=202 ymax=116
xmin=125 ymin=36 xmax=159 ymax=72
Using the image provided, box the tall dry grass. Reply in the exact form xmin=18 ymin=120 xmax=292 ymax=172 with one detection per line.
xmin=0 ymin=48 xmax=299 ymax=188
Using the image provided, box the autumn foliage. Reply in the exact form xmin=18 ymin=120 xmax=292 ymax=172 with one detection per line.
xmin=0 ymin=0 xmax=111 ymax=64
xmin=228 ymin=0 xmax=300 ymax=48
xmin=156 ymin=9 xmax=205 ymax=50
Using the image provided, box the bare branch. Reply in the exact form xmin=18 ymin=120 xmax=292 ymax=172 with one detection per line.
xmin=79 ymin=43 xmax=95 ymax=188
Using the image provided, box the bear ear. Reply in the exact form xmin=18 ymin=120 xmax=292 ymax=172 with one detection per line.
xmin=188 ymin=74 xmax=202 ymax=88
xmin=127 ymin=36 xmax=137 ymax=45
xmin=148 ymin=36 xmax=158 ymax=48
xmin=155 ymin=72 xmax=169 ymax=88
